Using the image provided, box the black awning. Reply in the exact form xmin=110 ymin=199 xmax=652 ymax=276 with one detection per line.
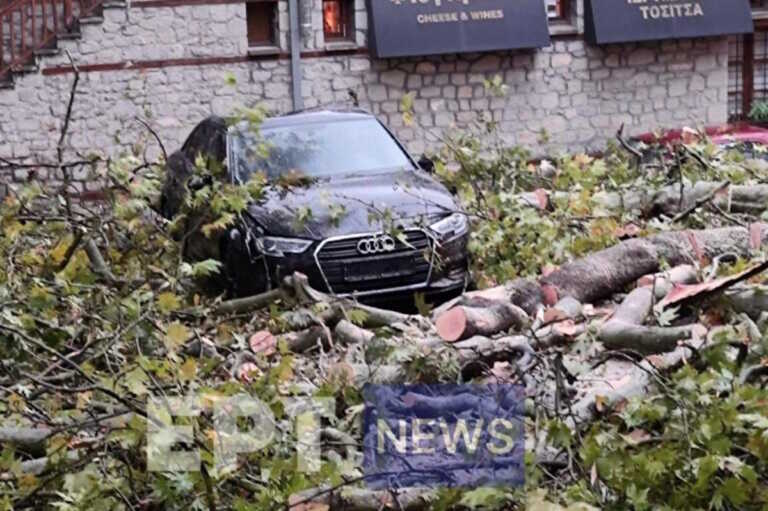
xmin=366 ymin=0 xmax=550 ymax=59
xmin=585 ymin=0 xmax=753 ymax=45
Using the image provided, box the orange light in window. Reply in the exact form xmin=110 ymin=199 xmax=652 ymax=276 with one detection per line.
xmin=323 ymin=0 xmax=345 ymax=39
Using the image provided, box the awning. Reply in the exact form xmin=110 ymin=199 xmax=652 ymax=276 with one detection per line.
xmin=366 ymin=0 xmax=550 ymax=59
xmin=585 ymin=0 xmax=754 ymax=45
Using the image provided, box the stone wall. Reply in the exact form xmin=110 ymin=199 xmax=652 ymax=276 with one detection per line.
xmin=0 ymin=0 xmax=729 ymax=190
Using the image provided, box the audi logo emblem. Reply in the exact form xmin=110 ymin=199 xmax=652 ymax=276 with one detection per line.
xmin=357 ymin=235 xmax=397 ymax=255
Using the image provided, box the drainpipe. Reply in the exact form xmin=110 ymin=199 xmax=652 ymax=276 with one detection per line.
xmin=288 ymin=0 xmax=304 ymax=111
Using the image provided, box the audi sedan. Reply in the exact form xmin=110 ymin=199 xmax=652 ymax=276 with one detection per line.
xmin=161 ymin=109 xmax=471 ymax=303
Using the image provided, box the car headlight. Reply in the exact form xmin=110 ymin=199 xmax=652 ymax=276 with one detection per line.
xmin=429 ymin=213 xmax=468 ymax=242
xmin=256 ymin=236 xmax=313 ymax=257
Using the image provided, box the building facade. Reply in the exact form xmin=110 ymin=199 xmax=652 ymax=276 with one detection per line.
xmin=0 ymin=0 xmax=764 ymax=190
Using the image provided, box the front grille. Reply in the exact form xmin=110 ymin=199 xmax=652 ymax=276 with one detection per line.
xmin=315 ymin=231 xmax=433 ymax=295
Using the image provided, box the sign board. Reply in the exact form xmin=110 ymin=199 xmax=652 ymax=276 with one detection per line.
xmin=585 ymin=0 xmax=753 ymax=45
xmin=366 ymin=0 xmax=551 ymax=59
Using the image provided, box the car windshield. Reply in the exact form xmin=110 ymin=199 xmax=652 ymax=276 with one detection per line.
xmin=229 ymin=118 xmax=415 ymax=182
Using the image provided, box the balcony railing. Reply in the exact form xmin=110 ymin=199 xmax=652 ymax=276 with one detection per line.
xmin=0 ymin=0 xmax=102 ymax=82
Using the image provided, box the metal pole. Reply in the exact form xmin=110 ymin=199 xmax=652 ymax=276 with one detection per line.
xmin=288 ymin=0 xmax=303 ymax=111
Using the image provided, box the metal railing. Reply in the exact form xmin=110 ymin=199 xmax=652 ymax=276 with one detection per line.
xmin=0 ymin=0 xmax=102 ymax=82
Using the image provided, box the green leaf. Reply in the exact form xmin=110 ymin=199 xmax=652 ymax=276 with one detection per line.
xmin=458 ymin=487 xmax=507 ymax=509
xmin=346 ymin=309 xmax=369 ymax=327
xmin=179 ymin=358 xmax=198 ymax=381
xmin=165 ymin=322 xmax=191 ymax=352
xmin=156 ymin=292 xmax=181 ymax=314
xmin=717 ymin=477 xmax=749 ymax=507
xmin=123 ymin=367 xmax=149 ymax=396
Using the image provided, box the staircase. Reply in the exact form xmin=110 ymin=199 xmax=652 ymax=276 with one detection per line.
xmin=0 ymin=0 xmax=103 ymax=87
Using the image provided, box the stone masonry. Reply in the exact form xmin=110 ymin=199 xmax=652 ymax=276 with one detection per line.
xmin=0 ymin=0 xmax=729 ymax=190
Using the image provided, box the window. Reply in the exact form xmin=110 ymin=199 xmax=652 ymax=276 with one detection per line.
xmin=247 ymin=0 xmax=278 ymax=47
xmin=546 ymin=0 xmax=571 ymax=22
xmin=323 ymin=0 xmax=353 ymax=41
xmin=729 ymin=27 xmax=768 ymax=120
xmin=229 ymin=119 xmax=415 ymax=182
xmin=729 ymin=36 xmax=746 ymax=119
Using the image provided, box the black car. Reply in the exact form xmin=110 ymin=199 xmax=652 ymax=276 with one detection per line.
xmin=162 ymin=109 xmax=470 ymax=303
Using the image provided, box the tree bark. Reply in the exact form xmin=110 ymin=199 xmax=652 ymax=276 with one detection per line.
xmin=434 ymin=226 xmax=766 ymax=343
xmin=333 ymin=320 xmax=375 ymax=345
xmin=539 ymin=224 xmax=768 ymax=306
xmin=521 ymin=182 xmax=768 ymax=216
xmin=434 ymin=299 xmax=528 ymax=342
xmin=283 ymin=325 xmax=332 ymax=353
xmin=599 ymin=267 xmax=703 ymax=354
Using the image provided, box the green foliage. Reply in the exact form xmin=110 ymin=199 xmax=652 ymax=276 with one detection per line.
xmin=433 ymin=120 xmax=645 ymax=286
xmin=566 ymin=363 xmax=768 ymax=510
xmin=749 ymin=100 xmax=768 ymax=123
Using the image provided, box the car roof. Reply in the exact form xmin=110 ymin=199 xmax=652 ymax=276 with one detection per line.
xmin=259 ymin=108 xmax=375 ymax=129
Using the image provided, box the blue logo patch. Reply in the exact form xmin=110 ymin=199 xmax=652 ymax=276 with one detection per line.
xmin=362 ymin=384 xmax=525 ymax=489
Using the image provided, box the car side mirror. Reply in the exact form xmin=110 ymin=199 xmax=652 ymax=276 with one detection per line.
xmin=418 ymin=155 xmax=435 ymax=174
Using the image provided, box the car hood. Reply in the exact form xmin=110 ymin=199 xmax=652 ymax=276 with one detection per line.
xmin=246 ymin=170 xmax=459 ymax=239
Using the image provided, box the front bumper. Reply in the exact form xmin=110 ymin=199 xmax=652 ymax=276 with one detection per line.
xmin=259 ymin=231 xmax=470 ymax=301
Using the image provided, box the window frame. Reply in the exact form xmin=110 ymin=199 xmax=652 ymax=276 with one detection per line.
xmin=547 ymin=0 xmax=572 ymax=24
xmin=246 ymin=0 xmax=279 ymax=49
xmin=729 ymin=22 xmax=768 ymax=120
xmin=322 ymin=0 xmax=354 ymax=43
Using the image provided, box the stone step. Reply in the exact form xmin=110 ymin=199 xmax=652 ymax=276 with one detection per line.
xmin=56 ymin=29 xmax=82 ymax=40
xmin=34 ymin=47 xmax=60 ymax=57
xmin=80 ymin=16 xmax=104 ymax=25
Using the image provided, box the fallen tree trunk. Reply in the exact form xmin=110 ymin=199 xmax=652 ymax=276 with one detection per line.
xmin=540 ymin=225 xmax=768 ymax=305
xmin=521 ymin=181 xmax=768 ymax=217
xmin=436 ymin=225 xmax=768 ymax=341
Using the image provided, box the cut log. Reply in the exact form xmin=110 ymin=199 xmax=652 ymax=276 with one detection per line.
xmin=600 ymin=321 xmax=699 ymax=354
xmin=539 ymin=224 xmax=768 ymax=306
xmin=521 ymin=181 xmax=768 ymax=217
xmin=282 ymin=325 xmax=332 ymax=353
xmin=435 ymin=226 xmax=766 ymax=344
xmin=213 ymin=288 xmax=284 ymax=315
xmin=333 ymin=320 xmax=374 ymax=345
xmin=432 ymin=279 xmax=544 ymax=318
xmin=434 ymin=299 xmax=528 ymax=343
xmin=249 ymin=330 xmax=277 ymax=356
xmin=453 ymin=335 xmax=535 ymax=377
xmin=599 ymin=269 xmax=705 ymax=354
